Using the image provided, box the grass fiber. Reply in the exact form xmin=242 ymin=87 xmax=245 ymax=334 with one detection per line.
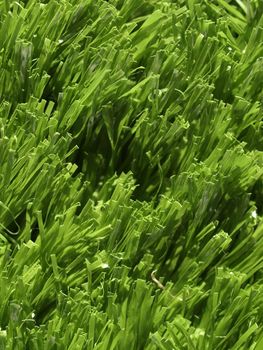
xmin=0 ymin=0 xmax=263 ymax=349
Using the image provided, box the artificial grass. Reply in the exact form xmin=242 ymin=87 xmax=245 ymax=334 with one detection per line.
xmin=0 ymin=0 xmax=263 ymax=349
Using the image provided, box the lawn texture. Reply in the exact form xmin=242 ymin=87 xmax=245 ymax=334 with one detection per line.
xmin=0 ymin=0 xmax=263 ymax=349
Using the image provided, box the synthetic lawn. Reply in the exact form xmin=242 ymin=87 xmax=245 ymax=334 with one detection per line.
xmin=0 ymin=0 xmax=263 ymax=349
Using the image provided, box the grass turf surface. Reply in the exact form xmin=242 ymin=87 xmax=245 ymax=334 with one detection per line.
xmin=0 ymin=0 xmax=263 ymax=349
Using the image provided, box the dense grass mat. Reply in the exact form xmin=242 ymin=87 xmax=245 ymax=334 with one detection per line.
xmin=0 ymin=0 xmax=263 ymax=349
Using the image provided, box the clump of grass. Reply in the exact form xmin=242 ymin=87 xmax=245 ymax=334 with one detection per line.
xmin=0 ymin=0 xmax=263 ymax=349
